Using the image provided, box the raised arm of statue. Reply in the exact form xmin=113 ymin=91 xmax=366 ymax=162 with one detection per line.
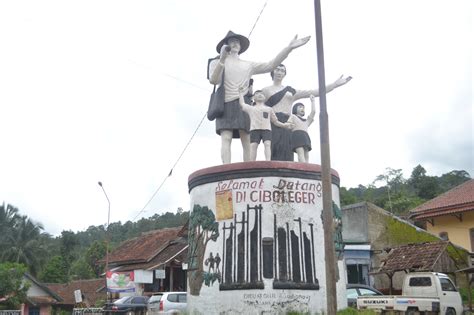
xmin=307 ymin=95 xmax=316 ymax=126
xmin=288 ymin=35 xmax=311 ymax=49
xmin=252 ymin=35 xmax=311 ymax=75
xmin=293 ymin=75 xmax=352 ymax=101
xmin=327 ymin=75 xmax=352 ymax=93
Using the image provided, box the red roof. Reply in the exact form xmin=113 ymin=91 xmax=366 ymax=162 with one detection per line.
xmin=410 ymin=179 xmax=474 ymax=220
xmin=46 ymin=279 xmax=105 ymax=306
xmin=115 ymin=242 xmax=188 ymax=272
xmin=377 ymin=241 xmax=450 ymax=273
xmin=107 ymin=227 xmax=182 ymax=264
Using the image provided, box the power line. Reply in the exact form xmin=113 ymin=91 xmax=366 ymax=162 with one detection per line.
xmin=131 ymin=112 xmax=207 ymax=221
xmin=127 ymin=59 xmax=210 ymax=93
xmin=161 ymin=73 xmax=210 ymax=92
xmin=248 ymin=1 xmax=268 ymax=38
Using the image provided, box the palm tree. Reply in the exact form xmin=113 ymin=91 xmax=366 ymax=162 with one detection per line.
xmin=0 ymin=203 xmax=20 ymax=252
xmin=1 ymin=215 xmax=47 ymax=276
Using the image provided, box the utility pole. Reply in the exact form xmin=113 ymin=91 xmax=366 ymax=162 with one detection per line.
xmin=313 ymin=0 xmax=338 ymax=314
xmin=98 ymin=181 xmax=111 ymax=302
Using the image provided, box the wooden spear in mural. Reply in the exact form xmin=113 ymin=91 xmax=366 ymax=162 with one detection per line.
xmin=313 ymin=0 xmax=338 ymax=314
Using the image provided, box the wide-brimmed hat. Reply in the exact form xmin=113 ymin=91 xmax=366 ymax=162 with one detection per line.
xmin=216 ymin=30 xmax=250 ymax=54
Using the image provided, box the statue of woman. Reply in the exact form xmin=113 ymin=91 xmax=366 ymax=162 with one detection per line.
xmin=262 ymin=64 xmax=351 ymax=161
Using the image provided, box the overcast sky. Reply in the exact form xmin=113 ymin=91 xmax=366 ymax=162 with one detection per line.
xmin=0 ymin=0 xmax=472 ymax=236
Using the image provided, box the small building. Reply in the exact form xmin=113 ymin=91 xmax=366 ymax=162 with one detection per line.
xmin=410 ymin=179 xmax=474 ymax=251
xmin=372 ymin=241 xmax=459 ymax=294
xmin=341 ymin=202 xmax=470 ymax=291
xmin=105 ymin=226 xmax=188 ymax=296
xmin=22 ymin=273 xmax=62 ymax=315
xmin=46 ymin=279 xmax=106 ymax=311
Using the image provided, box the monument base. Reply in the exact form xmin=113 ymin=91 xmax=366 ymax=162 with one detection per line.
xmin=187 ymin=161 xmax=346 ymax=314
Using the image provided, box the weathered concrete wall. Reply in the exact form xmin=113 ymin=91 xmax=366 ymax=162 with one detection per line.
xmin=342 ymin=202 xmax=470 ymax=291
xmin=341 ymin=202 xmax=369 ymax=243
xmin=187 ymin=162 xmax=346 ymax=315
xmin=366 ymin=203 xmax=412 ymax=290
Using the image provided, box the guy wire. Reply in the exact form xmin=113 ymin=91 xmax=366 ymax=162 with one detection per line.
xmin=132 ymin=1 xmax=269 ymax=221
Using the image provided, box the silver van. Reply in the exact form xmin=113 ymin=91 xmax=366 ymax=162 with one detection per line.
xmin=147 ymin=292 xmax=187 ymax=314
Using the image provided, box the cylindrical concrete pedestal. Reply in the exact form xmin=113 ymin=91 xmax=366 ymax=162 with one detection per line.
xmin=187 ymin=161 xmax=346 ymax=314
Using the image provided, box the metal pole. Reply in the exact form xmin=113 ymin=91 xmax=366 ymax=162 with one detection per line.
xmin=313 ymin=0 xmax=337 ymax=314
xmin=98 ymin=181 xmax=111 ymax=301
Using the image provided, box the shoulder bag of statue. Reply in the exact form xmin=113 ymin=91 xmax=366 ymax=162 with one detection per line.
xmin=207 ymin=70 xmax=225 ymax=121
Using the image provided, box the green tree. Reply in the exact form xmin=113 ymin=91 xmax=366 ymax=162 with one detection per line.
xmin=408 ymin=164 xmax=440 ymax=200
xmin=1 ymin=205 xmax=191 ymax=282
xmin=409 ymin=164 xmax=427 ymax=183
xmin=338 ymin=166 xmax=470 ymax=214
xmin=59 ymin=230 xmax=79 ymax=270
xmin=39 ymin=255 xmax=68 ymax=283
xmin=339 ymin=187 xmax=359 ymax=206
xmin=1 ymin=216 xmax=46 ymax=276
xmin=0 ymin=204 xmax=20 ymax=253
xmin=70 ymin=257 xmax=95 ymax=280
xmin=439 ymin=170 xmax=471 ymax=191
xmin=417 ymin=176 xmax=439 ymax=200
xmin=373 ymin=168 xmax=406 ymax=211
xmin=85 ymin=240 xmax=107 ymax=277
xmin=0 ymin=262 xmax=29 ymax=309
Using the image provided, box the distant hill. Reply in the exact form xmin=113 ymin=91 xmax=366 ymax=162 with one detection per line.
xmin=340 ymin=166 xmax=471 ymax=216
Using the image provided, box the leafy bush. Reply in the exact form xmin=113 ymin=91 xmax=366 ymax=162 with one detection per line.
xmin=0 ymin=262 xmax=30 ymax=309
xmin=459 ymin=287 xmax=474 ymax=304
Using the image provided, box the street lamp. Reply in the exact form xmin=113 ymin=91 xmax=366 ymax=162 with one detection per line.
xmin=98 ymin=181 xmax=111 ymax=300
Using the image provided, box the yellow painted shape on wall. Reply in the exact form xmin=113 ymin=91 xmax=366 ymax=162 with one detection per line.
xmin=216 ymin=189 xmax=233 ymax=221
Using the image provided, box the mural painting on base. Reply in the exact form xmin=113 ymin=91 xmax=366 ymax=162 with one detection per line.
xmin=187 ymin=204 xmax=220 ymax=296
xmin=219 ymin=202 xmax=320 ymax=291
xmin=187 ymin=170 xmax=346 ymax=314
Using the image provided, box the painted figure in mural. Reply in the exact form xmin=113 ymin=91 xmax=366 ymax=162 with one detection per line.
xmin=205 ymin=252 xmax=215 ymax=273
xmin=214 ymin=253 xmax=221 ymax=275
xmin=286 ymin=95 xmax=316 ymax=163
xmin=262 ymin=64 xmax=352 ymax=161
xmin=238 ymin=87 xmax=294 ymax=161
xmin=208 ymin=31 xmax=310 ymax=164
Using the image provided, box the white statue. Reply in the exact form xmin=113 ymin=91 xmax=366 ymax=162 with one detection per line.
xmin=238 ymin=87 xmax=293 ymax=161
xmin=262 ymin=64 xmax=352 ymax=161
xmin=208 ymin=31 xmax=310 ymax=164
xmin=286 ymin=95 xmax=316 ymax=163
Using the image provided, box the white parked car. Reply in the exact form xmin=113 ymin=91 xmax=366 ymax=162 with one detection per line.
xmin=148 ymin=292 xmax=187 ymax=314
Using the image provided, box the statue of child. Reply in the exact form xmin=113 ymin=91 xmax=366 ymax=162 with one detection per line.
xmin=287 ymin=95 xmax=317 ymax=163
xmin=238 ymin=86 xmax=293 ymax=161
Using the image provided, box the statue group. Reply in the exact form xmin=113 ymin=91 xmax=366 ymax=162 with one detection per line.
xmin=208 ymin=30 xmax=351 ymax=164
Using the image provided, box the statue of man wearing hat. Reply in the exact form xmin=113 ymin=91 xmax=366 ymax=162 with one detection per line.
xmin=208 ymin=30 xmax=310 ymax=164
